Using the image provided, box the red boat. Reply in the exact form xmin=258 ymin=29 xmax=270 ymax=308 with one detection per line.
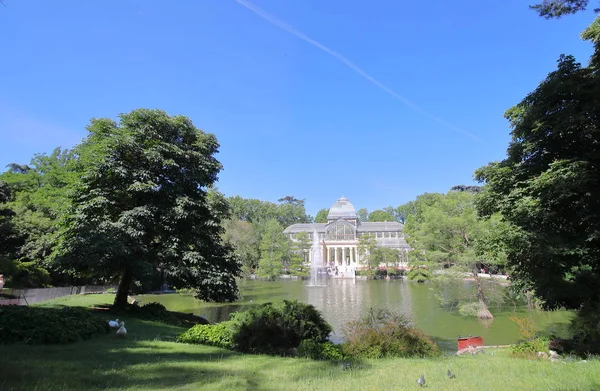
xmin=457 ymin=336 xmax=483 ymax=350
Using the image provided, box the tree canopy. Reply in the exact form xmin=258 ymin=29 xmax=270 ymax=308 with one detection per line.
xmin=530 ymin=0 xmax=599 ymax=18
xmin=475 ymin=24 xmax=600 ymax=312
xmin=52 ymin=109 xmax=240 ymax=308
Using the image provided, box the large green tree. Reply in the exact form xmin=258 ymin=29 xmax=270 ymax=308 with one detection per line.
xmin=358 ymin=234 xmax=379 ymax=278
xmin=0 ymin=148 xmax=79 ymax=287
xmin=475 ymin=20 xmax=600 ymax=313
xmin=0 ymin=182 xmax=23 ymax=284
xmin=368 ymin=209 xmax=396 ymax=222
xmin=52 ymin=109 xmax=240 ymax=308
xmin=314 ymin=208 xmax=329 ymax=223
xmin=257 ymin=219 xmax=289 ymax=280
xmin=222 ymin=218 xmax=260 ymax=276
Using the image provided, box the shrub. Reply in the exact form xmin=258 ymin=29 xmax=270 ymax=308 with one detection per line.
xmin=297 ymin=339 xmax=345 ymax=361
xmin=0 ymin=305 xmax=110 ymax=345
xmin=230 ymin=300 xmax=332 ymax=355
xmin=568 ymin=305 xmax=600 ymax=356
xmin=177 ymin=321 xmax=234 ymax=349
xmin=341 ymin=308 xmax=439 ymax=359
xmin=511 ymin=336 xmax=551 ymax=358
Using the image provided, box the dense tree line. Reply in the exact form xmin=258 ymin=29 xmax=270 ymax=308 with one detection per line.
xmin=0 ymin=109 xmax=242 ymax=308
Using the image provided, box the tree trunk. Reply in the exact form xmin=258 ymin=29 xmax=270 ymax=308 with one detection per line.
xmin=113 ymin=268 xmax=133 ymax=310
xmin=473 ymin=270 xmax=494 ymax=319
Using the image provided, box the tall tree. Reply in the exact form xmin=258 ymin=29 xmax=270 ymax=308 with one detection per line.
xmin=288 ymin=231 xmax=311 ymax=278
xmin=314 ymin=208 xmax=329 ymax=223
xmin=404 ymin=191 xmax=498 ymax=318
xmin=52 ymin=109 xmax=240 ymax=308
xmin=368 ymin=209 xmax=396 ymax=222
xmin=0 ymin=148 xmax=79 ymax=287
xmin=276 ymin=198 xmax=312 ymax=227
xmin=257 ymin=219 xmax=289 ymax=280
xmin=0 ymin=182 xmax=23 ymax=284
xmin=222 ymin=219 xmax=260 ymax=276
xmin=395 ymin=201 xmax=416 ymax=224
xmin=475 ymin=21 xmax=600 ymax=315
xmin=357 ymin=208 xmax=368 ymax=222
xmin=358 ymin=234 xmax=379 ymax=278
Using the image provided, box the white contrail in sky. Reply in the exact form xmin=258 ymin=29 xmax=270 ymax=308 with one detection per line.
xmin=234 ymin=0 xmax=484 ymax=143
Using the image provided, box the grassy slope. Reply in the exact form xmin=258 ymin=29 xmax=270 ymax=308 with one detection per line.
xmin=0 ymin=295 xmax=599 ymax=391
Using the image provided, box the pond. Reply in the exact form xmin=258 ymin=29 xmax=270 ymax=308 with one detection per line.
xmin=133 ymin=279 xmax=572 ymax=351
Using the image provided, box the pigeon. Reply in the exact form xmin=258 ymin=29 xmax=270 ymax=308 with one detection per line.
xmin=417 ymin=374 xmax=426 ymax=387
xmin=447 ymin=369 xmax=456 ymax=379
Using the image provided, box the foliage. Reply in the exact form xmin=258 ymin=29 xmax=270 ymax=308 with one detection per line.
xmin=288 ymin=231 xmax=311 ymax=278
xmin=341 ymin=308 xmax=439 ymax=359
xmin=357 ymin=208 xmax=368 ymax=222
xmin=297 ymin=339 xmax=345 ymax=360
xmin=569 ymin=303 xmax=600 ymax=355
xmin=458 ymin=301 xmax=490 ymax=318
xmin=433 ymin=273 xmax=512 ymax=316
xmin=530 ymin=0 xmax=598 ymax=18
xmin=0 ymin=305 xmax=109 ymax=345
xmin=451 ymin=184 xmax=482 ymax=193
xmin=367 ymin=209 xmax=395 ymax=222
xmin=51 ymin=109 xmax=240 ymax=308
xmin=222 ymin=218 xmax=260 ymax=276
xmin=511 ymin=336 xmax=551 ymax=358
xmin=406 ymin=267 xmax=432 ymax=283
xmin=404 ymin=191 xmax=481 ymax=267
xmin=256 ymin=219 xmax=289 ymax=280
xmin=229 ymin=300 xmax=332 ymax=355
xmin=0 ymin=148 xmax=80 ymax=287
xmin=177 ymin=321 xmax=234 ymax=349
xmin=371 ymin=247 xmax=400 ymax=269
xmin=474 ymin=41 xmax=600 ymax=315
xmin=432 ymin=273 xmax=469 ymax=308
xmin=510 ymin=315 xmax=537 ymax=340
xmin=357 ymin=234 xmax=379 ymax=278
xmin=228 ymin=195 xmax=312 ymax=227
xmin=314 ymin=208 xmax=329 ymax=223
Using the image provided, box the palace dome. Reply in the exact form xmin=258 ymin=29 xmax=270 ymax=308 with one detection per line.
xmin=327 ymin=196 xmax=357 ymax=220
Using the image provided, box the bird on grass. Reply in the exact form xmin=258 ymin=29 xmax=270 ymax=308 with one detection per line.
xmin=447 ymin=369 xmax=456 ymax=379
xmin=417 ymin=374 xmax=426 ymax=387
xmin=340 ymin=362 xmax=351 ymax=371
xmin=116 ymin=321 xmax=127 ymax=337
xmin=108 ymin=319 xmax=120 ymax=328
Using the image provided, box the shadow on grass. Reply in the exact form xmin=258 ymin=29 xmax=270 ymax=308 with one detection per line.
xmin=0 ymin=311 xmax=372 ymax=391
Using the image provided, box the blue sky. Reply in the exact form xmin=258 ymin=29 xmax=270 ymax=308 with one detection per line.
xmin=0 ymin=1 xmax=597 ymax=216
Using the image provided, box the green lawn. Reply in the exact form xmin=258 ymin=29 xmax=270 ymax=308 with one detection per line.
xmin=1 ymin=294 xmax=599 ymax=391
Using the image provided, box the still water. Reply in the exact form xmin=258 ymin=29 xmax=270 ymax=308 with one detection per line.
xmin=135 ymin=279 xmax=572 ymax=351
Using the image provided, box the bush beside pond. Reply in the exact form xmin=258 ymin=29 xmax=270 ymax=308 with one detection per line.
xmin=178 ymin=300 xmax=332 ymax=356
xmin=178 ymin=302 xmax=438 ymax=360
xmin=177 ymin=321 xmax=234 ymax=349
xmin=342 ymin=308 xmax=439 ymax=359
xmin=0 ymin=305 xmax=110 ymax=345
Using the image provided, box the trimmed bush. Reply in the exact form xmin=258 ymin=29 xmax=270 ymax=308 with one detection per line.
xmin=297 ymin=339 xmax=345 ymax=361
xmin=341 ymin=308 xmax=439 ymax=359
xmin=177 ymin=321 xmax=234 ymax=349
xmin=230 ymin=300 xmax=332 ymax=355
xmin=0 ymin=305 xmax=110 ymax=345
